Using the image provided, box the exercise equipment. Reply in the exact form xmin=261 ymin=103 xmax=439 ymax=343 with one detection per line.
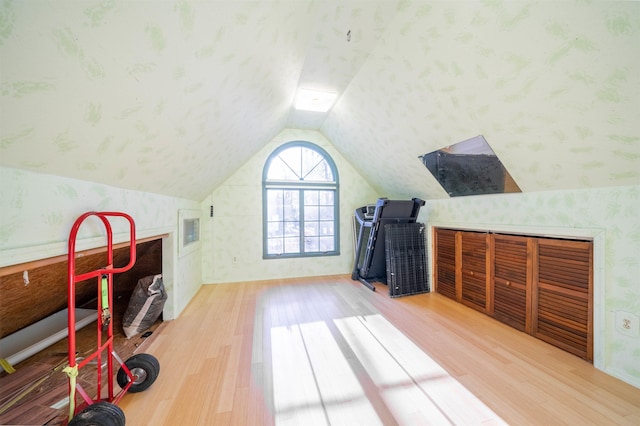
xmin=351 ymin=198 xmax=424 ymax=291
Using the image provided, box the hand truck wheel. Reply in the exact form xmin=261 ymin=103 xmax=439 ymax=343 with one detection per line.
xmin=68 ymin=401 xmax=125 ymax=426
xmin=116 ymin=353 xmax=160 ymax=393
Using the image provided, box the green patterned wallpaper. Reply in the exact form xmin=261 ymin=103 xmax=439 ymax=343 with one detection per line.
xmin=0 ymin=0 xmax=312 ymax=200
xmin=0 ymin=166 xmax=202 ymax=318
xmin=323 ymin=0 xmax=640 ymax=201
xmin=2 ymin=1 xmax=638 ymax=202
xmin=200 ymin=128 xmax=379 ymax=284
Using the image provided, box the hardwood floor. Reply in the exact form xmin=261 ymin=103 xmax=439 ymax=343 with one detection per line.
xmin=119 ymin=275 xmax=640 ymax=425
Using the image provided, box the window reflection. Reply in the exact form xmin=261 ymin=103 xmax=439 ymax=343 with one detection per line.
xmin=419 ymin=135 xmax=521 ymax=197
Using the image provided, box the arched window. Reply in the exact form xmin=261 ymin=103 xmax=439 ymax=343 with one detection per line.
xmin=262 ymin=141 xmax=340 ymax=258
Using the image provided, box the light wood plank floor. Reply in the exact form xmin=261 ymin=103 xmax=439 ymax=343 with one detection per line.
xmin=119 ymin=275 xmax=640 ymax=425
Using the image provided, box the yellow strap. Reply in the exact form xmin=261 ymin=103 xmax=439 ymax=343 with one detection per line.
xmin=63 ymin=365 xmax=79 ymax=421
xmin=0 ymin=375 xmax=48 ymax=415
xmin=101 ymin=275 xmax=109 ymax=310
xmin=0 ymin=358 xmax=15 ymax=374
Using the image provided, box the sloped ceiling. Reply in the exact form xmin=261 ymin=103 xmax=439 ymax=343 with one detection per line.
xmin=1 ymin=1 xmax=639 ymax=202
xmin=323 ymin=1 xmax=640 ymax=200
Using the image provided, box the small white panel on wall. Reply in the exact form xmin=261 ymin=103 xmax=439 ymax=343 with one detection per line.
xmin=178 ymin=209 xmax=201 ymax=258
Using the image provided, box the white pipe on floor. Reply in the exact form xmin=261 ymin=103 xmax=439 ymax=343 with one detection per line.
xmin=0 ymin=308 xmax=97 ymax=372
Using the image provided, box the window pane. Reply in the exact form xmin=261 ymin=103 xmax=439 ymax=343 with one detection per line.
xmin=301 ymin=148 xmax=321 ymax=166
xmin=304 ymin=236 xmax=319 ymax=252
xmin=267 ymin=221 xmax=283 ymax=237
xmin=305 ymin=205 xmax=319 ymax=221
xmin=267 ymin=190 xmax=283 ymax=220
xmin=284 ymin=237 xmax=300 ymax=253
xmin=267 ymin=156 xmax=299 ymax=181
xmin=319 ymin=191 xmax=333 ymax=205
xmin=319 ymin=206 xmax=333 ymax=220
xmin=319 ymin=221 xmax=333 ymax=236
xmin=283 ymin=190 xmax=299 ymax=221
xmin=284 ymin=221 xmax=299 ymax=237
xmin=304 ymin=190 xmax=319 ymax=205
xmin=304 ymin=222 xmax=318 ymax=237
xmin=304 ymin=158 xmax=334 ymax=181
xmin=319 ymin=236 xmax=334 ymax=252
xmin=278 ymin=148 xmax=302 ymax=179
xmin=267 ymin=238 xmax=283 ymax=254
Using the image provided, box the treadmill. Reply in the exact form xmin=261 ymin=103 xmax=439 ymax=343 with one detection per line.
xmin=352 ymin=197 xmax=425 ymax=291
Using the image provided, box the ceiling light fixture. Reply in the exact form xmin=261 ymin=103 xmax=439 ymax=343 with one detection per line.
xmin=294 ymin=88 xmax=337 ymax=112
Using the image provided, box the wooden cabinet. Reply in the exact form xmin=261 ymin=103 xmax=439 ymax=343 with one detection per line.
xmin=433 ymin=228 xmax=593 ymax=361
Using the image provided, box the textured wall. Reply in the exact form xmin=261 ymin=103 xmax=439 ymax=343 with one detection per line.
xmin=0 ymin=0 xmax=309 ymax=200
xmin=324 ymin=0 xmax=640 ymax=200
xmin=0 ymin=166 xmax=202 ymax=319
xmin=200 ymin=128 xmax=380 ymax=284
xmin=2 ymin=1 xmax=637 ymax=202
xmin=426 ymin=184 xmax=640 ymax=387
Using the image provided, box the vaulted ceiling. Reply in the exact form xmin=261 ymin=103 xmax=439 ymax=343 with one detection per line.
xmin=1 ymin=1 xmax=638 ymax=201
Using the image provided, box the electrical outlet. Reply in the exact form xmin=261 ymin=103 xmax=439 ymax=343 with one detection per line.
xmin=615 ymin=311 xmax=640 ymax=337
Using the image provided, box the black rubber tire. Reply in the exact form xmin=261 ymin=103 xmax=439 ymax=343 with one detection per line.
xmin=116 ymin=353 xmax=160 ymax=393
xmin=68 ymin=401 xmax=125 ymax=426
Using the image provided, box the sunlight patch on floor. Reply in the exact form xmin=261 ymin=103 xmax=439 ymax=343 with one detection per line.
xmin=271 ymin=314 xmax=506 ymax=425
xmin=271 ymin=321 xmax=382 ymax=426
xmin=335 ymin=314 xmax=507 ymax=425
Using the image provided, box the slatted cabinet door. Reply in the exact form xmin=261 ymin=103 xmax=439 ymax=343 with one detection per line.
xmin=533 ymin=238 xmax=593 ymax=361
xmin=460 ymin=231 xmax=489 ymax=313
xmin=434 ymin=228 xmax=457 ymax=300
xmin=492 ymin=234 xmax=531 ymax=333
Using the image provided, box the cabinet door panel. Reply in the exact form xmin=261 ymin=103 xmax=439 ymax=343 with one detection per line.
xmin=493 ymin=235 xmax=529 ymax=332
xmin=460 ymin=232 xmax=487 ymax=312
xmin=534 ymin=239 xmax=592 ymax=361
xmin=434 ymin=228 xmax=457 ymax=300
xmin=461 ymin=233 xmax=486 ymax=272
xmin=437 ymin=266 xmax=456 ymax=300
xmin=461 ymin=271 xmax=486 ymax=308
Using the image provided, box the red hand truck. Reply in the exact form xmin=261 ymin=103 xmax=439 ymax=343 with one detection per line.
xmin=65 ymin=212 xmax=160 ymax=426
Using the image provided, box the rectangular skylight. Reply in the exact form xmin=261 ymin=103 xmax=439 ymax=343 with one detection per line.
xmin=294 ymin=88 xmax=337 ymax=112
